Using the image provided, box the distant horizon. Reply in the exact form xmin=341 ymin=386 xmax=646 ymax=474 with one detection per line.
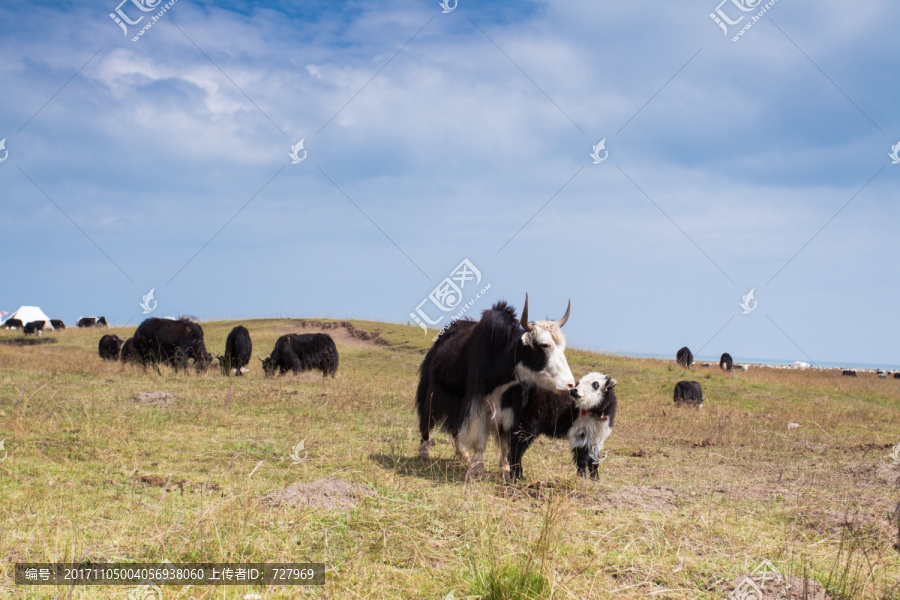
xmin=4 ymin=305 xmax=896 ymax=371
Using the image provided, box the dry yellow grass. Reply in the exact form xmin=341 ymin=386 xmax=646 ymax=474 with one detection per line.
xmin=0 ymin=320 xmax=898 ymax=599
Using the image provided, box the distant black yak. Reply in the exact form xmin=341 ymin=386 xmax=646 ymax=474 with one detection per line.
xmin=674 ymin=380 xmax=703 ymax=407
xmin=261 ymin=333 xmax=338 ymax=377
xmin=218 ymin=325 xmax=252 ymax=376
xmin=502 ymin=372 xmax=617 ymax=481
xmin=719 ymin=352 xmax=733 ymax=371
xmin=133 ymin=317 xmax=211 ymax=373
xmin=78 ymin=316 xmax=108 ymax=328
xmin=842 ymin=369 xmax=857 ymax=377
xmin=23 ymin=321 xmax=45 ymax=336
xmin=676 ymin=346 xmax=693 ymax=369
xmin=4 ymin=318 xmax=23 ymax=330
xmin=98 ymin=334 xmax=123 ymax=360
xmin=120 ymin=337 xmax=138 ymax=364
xmin=50 ymin=319 xmax=66 ymax=330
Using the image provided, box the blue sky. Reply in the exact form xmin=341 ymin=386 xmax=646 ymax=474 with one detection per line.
xmin=0 ymin=0 xmax=897 ymax=367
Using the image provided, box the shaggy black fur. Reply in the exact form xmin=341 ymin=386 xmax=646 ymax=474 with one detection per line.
xmin=415 ymin=301 xmax=555 ymax=449
xmin=673 ymin=380 xmax=703 ymax=406
xmin=50 ymin=319 xmax=66 ymax=330
xmin=98 ymin=334 xmax=123 ymax=360
xmin=719 ymin=352 xmax=733 ymax=371
xmin=132 ymin=317 xmax=211 ymax=373
xmin=676 ymin=346 xmax=693 ymax=369
xmin=219 ymin=325 xmax=252 ymax=376
xmin=4 ymin=319 xmax=23 ymax=330
xmin=120 ymin=337 xmax=138 ymax=363
xmin=261 ymin=333 xmax=338 ymax=377
xmin=503 ymin=380 xmax=617 ymax=481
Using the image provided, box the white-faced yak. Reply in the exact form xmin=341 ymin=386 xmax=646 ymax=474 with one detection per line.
xmin=502 ymin=372 xmax=617 ymax=481
xmin=415 ymin=294 xmax=576 ymax=475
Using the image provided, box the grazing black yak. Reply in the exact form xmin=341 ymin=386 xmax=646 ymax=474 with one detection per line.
xmin=502 ymin=372 xmax=617 ymax=481
xmin=218 ymin=325 xmax=252 ymax=376
xmin=120 ymin=337 xmax=138 ymax=364
xmin=23 ymin=321 xmax=45 ymax=336
xmin=674 ymin=380 xmax=703 ymax=407
xmin=719 ymin=352 xmax=733 ymax=371
xmin=261 ymin=333 xmax=338 ymax=377
xmin=415 ymin=295 xmax=575 ymax=474
xmin=133 ymin=317 xmax=211 ymax=373
xmin=98 ymin=334 xmax=123 ymax=360
xmin=676 ymin=346 xmax=693 ymax=369
xmin=4 ymin=318 xmax=23 ymax=330
xmin=50 ymin=319 xmax=66 ymax=330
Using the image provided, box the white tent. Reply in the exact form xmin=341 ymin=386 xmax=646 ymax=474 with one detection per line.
xmin=8 ymin=306 xmax=54 ymax=328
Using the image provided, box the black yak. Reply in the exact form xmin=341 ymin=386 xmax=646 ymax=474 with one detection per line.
xmin=842 ymin=369 xmax=857 ymax=377
xmin=133 ymin=317 xmax=211 ymax=373
xmin=261 ymin=333 xmax=338 ymax=377
xmin=98 ymin=334 xmax=123 ymax=360
xmin=719 ymin=352 xmax=733 ymax=371
xmin=415 ymin=295 xmax=575 ymax=474
xmin=4 ymin=318 xmax=23 ymax=330
xmin=502 ymin=372 xmax=617 ymax=481
xmin=676 ymin=346 xmax=693 ymax=369
xmin=218 ymin=325 xmax=252 ymax=376
xmin=120 ymin=337 xmax=138 ymax=364
xmin=674 ymin=380 xmax=703 ymax=407
xmin=50 ymin=319 xmax=66 ymax=330
xmin=23 ymin=321 xmax=45 ymax=336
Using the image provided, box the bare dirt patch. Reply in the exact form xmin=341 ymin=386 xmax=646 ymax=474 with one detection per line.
xmin=281 ymin=320 xmax=388 ymax=349
xmin=594 ymin=485 xmax=678 ymax=513
xmin=260 ymin=477 xmax=375 ymax=510
xmin=133 ymin=474 xmax=220 ymax=493
xmin=133 ymin=391 xmax=177 ymax=407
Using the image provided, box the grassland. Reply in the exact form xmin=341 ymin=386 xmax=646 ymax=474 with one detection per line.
xmin=0 ymin=319 xmax=898 ymax=599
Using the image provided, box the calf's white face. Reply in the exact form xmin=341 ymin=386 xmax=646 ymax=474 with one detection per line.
xmin=571 ymin=372 xmax=616 ymax=411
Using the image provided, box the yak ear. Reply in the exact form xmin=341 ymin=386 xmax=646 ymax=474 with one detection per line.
xmin=605 ymin=378 xmax=617 ymax=390
xmin=520 ymin=331 xmax=534 ymax=348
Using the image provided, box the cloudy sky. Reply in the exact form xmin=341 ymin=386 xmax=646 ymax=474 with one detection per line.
xmin=1 ymin=0 xmax=897 ymax=367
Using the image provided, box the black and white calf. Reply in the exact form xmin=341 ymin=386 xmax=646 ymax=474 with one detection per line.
xmin=501 ymin=372 xmax=617 ymax=481
xmin=415 ymin=295 xmax=576 ymax=474
xmin=674 ymin=380 xmax=703 ymax=407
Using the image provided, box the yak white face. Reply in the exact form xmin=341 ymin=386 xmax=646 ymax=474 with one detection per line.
xmin=571 ymin=372 xmax=616 ymax=411
xmin=517 ymin=321 xmax=576 ymax=392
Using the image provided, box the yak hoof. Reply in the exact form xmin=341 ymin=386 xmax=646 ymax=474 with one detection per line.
xmin=468 ymin=461 xmax=485 ymax=476
xmin=418 ymin=441 xmax=431 ymax=461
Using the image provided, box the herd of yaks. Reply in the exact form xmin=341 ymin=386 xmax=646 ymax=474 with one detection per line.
xmin=3 ymin=316 xmax=108 ymax=334
xmin=93 ymin=317 xmax=340 ymax=378
xmin=5 ymin=302 xmax=896 ymax=481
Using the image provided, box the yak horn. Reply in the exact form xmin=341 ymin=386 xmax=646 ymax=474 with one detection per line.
xmin=557 ymin=300 xmax=571 ymax=328
xmin=520 ymin=293 xmax=533 ymax=331
xmin=257 ymin=355 xmax=264 ymax=361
